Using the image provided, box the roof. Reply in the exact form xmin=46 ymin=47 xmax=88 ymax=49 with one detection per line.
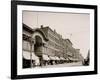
xmin=64 ymin=39 xmax=73 ymax=45
xmin=23 ymin=23 xmax=49 ymax=41
xmin=41 ymin=26 xmax=62 ymax=38
xmin=23 ymin=23 xmax=34 ymax=33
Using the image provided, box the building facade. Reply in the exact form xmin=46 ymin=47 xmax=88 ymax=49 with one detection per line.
xmin=22 ymin=23 xmax=83 ymax=68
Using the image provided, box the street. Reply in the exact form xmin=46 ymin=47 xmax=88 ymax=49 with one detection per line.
xmin=34 ymin=61 xmax=83 ymax=68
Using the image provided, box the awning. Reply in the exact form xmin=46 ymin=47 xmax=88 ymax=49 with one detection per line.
xmin=23 ymin=51 xmax=40 ymax=65
xmin=73 ymin=58 xmax=79 ymax=61
xmin=68 ymin=57 xmax=75 ymax=61
xmin=60 ymin=57 xmax=65 ymax=60
xmin=49 ymin=56 xmax=56 ymax=60
xmin=42 ymin=54 xmax=50 ymax=60
xmin=23 ymin=51 xmax=30 ymax=60
xmin=55 ymin=56 xmax=60 ymax=60
xmin=23 ymin=51 xmax=39 ymax=60
xmin=67 ymin=52 xmax=73 ymax=56
xmin=63 ymin=58 xmax=67 ymax=60
xmin=65 ymin=58 xmax=69 ymax=60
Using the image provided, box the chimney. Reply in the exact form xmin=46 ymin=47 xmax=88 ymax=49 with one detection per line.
xmin=41 ymin=25 xmax=43 ymax=28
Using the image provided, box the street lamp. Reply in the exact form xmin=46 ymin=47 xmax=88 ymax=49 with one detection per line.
xmin=30 ymin=34 xmax=35 ymax=68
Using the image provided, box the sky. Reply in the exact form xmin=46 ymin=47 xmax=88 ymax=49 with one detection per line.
xmin=23 ymin=11 xmax=90 ymax=58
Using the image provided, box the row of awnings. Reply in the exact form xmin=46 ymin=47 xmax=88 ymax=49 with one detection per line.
xmin=23 ymin=51 xmax=76 ymax=61
xmin=42 ymin=54 xmax=56 ymax=60
xmin=42 ymin=54 xmax=68 ymax=61
xmin=68 ymin=57 xmax=79 ymax=61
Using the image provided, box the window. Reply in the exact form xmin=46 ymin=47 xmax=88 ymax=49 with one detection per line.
xmin=23 ymin=40 xmax=30 ymax=51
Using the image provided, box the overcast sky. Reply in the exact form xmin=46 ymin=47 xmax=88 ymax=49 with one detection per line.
xmin=23 ymin=11 xmax=90 ymax=58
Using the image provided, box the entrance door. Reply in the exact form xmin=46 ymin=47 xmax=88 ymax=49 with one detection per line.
xmin=34 ymin=36 xmax=43 ymax=66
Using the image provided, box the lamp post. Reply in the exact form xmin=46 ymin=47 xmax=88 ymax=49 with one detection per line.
xmin=30 ymin=35 xmax=35 ymax=68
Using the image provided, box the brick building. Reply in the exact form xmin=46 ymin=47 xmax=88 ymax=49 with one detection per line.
xmin=22 ymin=23 xmax=83 ymax=68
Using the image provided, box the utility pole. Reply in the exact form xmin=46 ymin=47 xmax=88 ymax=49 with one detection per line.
xmin=66 ymin=33 xmax=72 ymax=40
xmin=30 ymin=34 xmax=35 ymax=68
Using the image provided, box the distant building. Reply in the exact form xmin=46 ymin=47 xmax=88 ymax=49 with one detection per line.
xmin=22 ymin=23 xmax=83 ymax=68
xmin=75 ymin=49 xmax=84 ymax=61
xmin=83 ymin=50 xmax=90 ymax=66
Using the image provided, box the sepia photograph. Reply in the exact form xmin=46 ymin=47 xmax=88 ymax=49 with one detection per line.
xmin=22 ymin=11 xmax=90 ymax=68
xmin=11 ymin=1 xmax=97 ymax=79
